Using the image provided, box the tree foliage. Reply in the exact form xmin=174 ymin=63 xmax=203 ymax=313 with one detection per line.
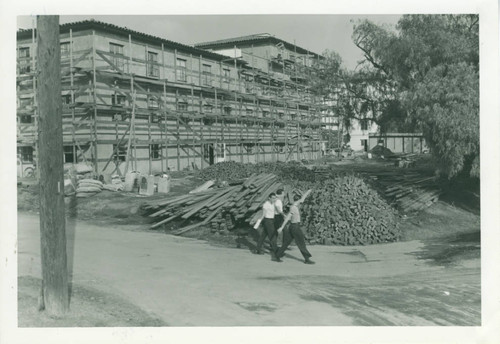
xmin=312 ymin=15 xmax=479 ymax=178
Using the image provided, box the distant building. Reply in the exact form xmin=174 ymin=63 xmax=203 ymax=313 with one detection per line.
xmin=369 ymin=133 xmax=428 ymax=154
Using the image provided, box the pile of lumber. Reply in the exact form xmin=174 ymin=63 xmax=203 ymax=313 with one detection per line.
xmin=142 ymin=173 xmax=302 ymax=235
xmin=294 ymin=174 xmax=401 ymax=245
xmin=314 ymin=165 xmax=441 ymax=213
xmin=381 ymin=175 xmax=441 ymax=212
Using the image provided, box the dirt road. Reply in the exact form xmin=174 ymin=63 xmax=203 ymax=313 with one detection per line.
xmin=17 ymin=212 xmax=480 ymax=326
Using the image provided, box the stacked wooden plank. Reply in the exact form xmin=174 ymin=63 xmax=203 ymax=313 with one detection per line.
xmin=314 ymin=165 xmax=441 ymax=213
xmin=143 ymin=173 xmax=301 ymax=235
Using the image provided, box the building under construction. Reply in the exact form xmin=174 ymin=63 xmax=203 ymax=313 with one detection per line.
xmin=16 ymin=20 xmax=324 ymax=178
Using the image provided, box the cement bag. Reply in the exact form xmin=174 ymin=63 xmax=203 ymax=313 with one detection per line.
xmin=124 ymin=171 xmax=141 ymax=192
xmin=78 ymin=179 xmax=103 ymax=187
xmin=76 ymin=186 xmax=102 ymax=193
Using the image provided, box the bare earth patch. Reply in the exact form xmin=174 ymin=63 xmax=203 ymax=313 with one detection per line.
xmin=18 ymin=276 xmax=166 ymax=327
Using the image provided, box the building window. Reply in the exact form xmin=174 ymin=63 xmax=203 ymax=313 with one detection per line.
xmin=223 ymin=106 xmax=232 ymax=115
xmin=360 ymin=119 xmax=369 ymax=131
xmin=176 ymin=58 xmax=187 ymax=82
xmin=147 ymin=51 xmax=159 ymax=78
xmin=246 ymin=108 xmax=253 ymax=116
xmin=19 ymin=115 xmax=33 ymax=124
xmin=63 ymin=145 xmax=75 ymax=163
xmin=62 ymin=94 xmax=72 ymax=105
xmin=148 ymin=96 xmax=159 ymax=109
xmin=112 ymin=94 xmax=127 ymax=107
xmin=177 ymin=102 xmax=188 ymax=112
xmin=18 ymin=146 xmax=33 ymax=163
xmin=275 ymin=143 xmax=285 ymax=153
xmin=109 ymin=42 xmax=125 ymax=71
xmin=60 ymin=42 xmax=70 ymax=57
xmin=150 ymin=144 xmax=161 ymax=160
xmin=223 ymin=68 xmax=230 ymax=82
xmin=244 ymin=143 xmax=254 ymax=154
xmin=113 ymin=144 xmax=127 ymax=162
xmin=150 ymin=114 xmax=160 ymax=123
xmin=262 ymin=111 xmax=269 ymax=118
xmin=19 ymin=64 xmax=31 ymax=74
xmin=18 ymin=47 xmax=30 ymax=58
xmin=18 ymin=98 xmax=32 ymax=109
xmin=203 ymin=104 xmax=213 ymax=113
xmin=202 ymin=64 xmax=212 ymax=86
xmin=216 ymin=143 xmax=225 ymax=159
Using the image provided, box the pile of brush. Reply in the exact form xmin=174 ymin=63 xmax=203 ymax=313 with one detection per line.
xmin=294 ymin=174 xmax=401 ymax=245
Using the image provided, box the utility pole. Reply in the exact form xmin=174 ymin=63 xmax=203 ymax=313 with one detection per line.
xmin=37 ymin=15 xmax=69 ymax=315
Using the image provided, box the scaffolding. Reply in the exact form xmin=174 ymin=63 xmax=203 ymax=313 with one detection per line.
xmin=16 ymin=21 xmax=323 ymax=177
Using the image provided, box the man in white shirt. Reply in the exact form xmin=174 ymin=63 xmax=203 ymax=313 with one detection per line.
xmin=274 ymin=189 xmax=285 ymax=231
xmin=253 ymin=193 xmax=281 ymax=262
xmin=277 ymin=194 xmax=314 ymax=264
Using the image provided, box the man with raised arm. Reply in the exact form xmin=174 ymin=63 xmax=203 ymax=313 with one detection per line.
xmin=277 ymin=194 xmax=315 ymax=265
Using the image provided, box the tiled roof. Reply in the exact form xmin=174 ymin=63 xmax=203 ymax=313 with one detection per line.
xmin=17 ymin=19 xmax=241 ymax=63
xmin=195 ymin=33 xmax=320 ymax=58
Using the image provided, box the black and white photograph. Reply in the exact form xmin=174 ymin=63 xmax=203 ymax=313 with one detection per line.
xmin=1 ymin=0 xmax=499 ymax=343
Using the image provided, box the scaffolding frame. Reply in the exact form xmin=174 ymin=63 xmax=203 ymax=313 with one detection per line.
xmin=16 ymin=22 xmax=323 ymax=176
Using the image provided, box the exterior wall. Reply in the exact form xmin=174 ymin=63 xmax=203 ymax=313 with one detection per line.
xmin=348 ymin=119 xmax=378 ymax=152
xmin=368 ymin=133 xmax=428 ymax=154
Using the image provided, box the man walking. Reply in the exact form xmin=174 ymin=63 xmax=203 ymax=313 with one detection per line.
xmin=253 ymin=193 xmax=281 ymax=262
xmin=274 ymin=189 xmax=285 ymax=231
xmin=277 ymin=194 xmax=315 ymax=264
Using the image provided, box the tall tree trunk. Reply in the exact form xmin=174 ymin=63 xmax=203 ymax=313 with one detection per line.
xmin=37 ymin=15 xmax=69 ymax=315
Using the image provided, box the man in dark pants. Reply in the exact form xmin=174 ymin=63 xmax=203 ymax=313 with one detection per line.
xmin=253 ymin=193 xmax=281 ymax=262
xmin=277 ymin=194 xmax=315 ymax=264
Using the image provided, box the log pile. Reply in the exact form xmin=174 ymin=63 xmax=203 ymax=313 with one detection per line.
xmin=294 ymin=174 xmax=401 ymax=245
xmin=142 ymin=173 xmax=301 ymax=235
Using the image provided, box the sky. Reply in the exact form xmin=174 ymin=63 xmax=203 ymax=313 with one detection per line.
xmin=16 ymin=15 xmax=401 ymax=70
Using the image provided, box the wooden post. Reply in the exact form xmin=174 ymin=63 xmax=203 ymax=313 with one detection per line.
xmin=36 ymin=15 xmax=69 ymax=315
xmin=70 ymin=29 xmax=76 ymax=163
xmin=92 ymin=30 xmax=98 ymax=172
xmin=32 ymin=17 xmax=40 ymax=179
xmin=163 ymin=81 xmax=168 ymax=171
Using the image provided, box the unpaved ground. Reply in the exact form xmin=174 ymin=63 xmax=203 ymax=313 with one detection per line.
xmin=18 ymin=276 xmax=165 ymax=327
xmin=17 ymin=210 xmax=480 ymax=326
